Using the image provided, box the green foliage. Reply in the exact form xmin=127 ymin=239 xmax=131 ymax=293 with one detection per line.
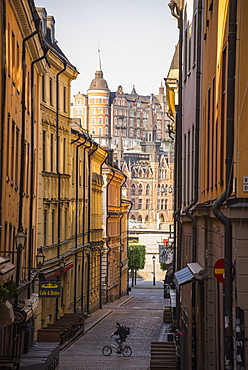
xmin=0 ymin=280 xmax=18 ymax=303
xmin=128 ymin=244 xmax=146 ymax=271
xmin=160 ymin=262 xmax=167 ymax=271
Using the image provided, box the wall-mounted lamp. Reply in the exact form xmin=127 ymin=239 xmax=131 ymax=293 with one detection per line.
xmin=36 ymin=247 xmax=45 ymax=269
xmin=59 ymin=256 xmax=65 ymax=272
xmin=15 ymin=226 xmax=27 ymax=286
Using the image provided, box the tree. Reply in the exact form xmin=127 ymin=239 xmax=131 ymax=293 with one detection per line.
xmin=128 ymin=244 xmax=146 ymax=286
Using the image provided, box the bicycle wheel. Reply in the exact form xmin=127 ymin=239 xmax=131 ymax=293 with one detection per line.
xmin=122 ymin=346 xmax=132 ymax=357
xmin=102 ymin=345 xmax=112 ymax=356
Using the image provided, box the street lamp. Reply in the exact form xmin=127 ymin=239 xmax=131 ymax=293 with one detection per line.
xmin=36 ymin=247 xmax=45 ymax=269
xmin=15 ymin=227 xmax=27 ymax=287
xmin=152 ymin=255 xmax=156 ymax=286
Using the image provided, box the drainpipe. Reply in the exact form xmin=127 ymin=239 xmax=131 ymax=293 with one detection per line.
xmin=212 ymin=1 xmax=237 ymax=368
xmin=28 ymin=49 xmax=49 ymax=293
xmin=56 ymin=62 xmax=67 ymax=260
xmin=0 ymin=0 xmax=6 ymax=229
xmin=126 ymin=200 xmax=133 ymax=294
xmin=183 ymin=1 xmax=203 ymax=368
xmin=18 ymin=30 xmax=38 ymax=235
xmin=86 ymin=144 xmax=98 ymax=314
xmin=99 ymin=155 xmax=108 ymax=309
xmin=105 ymin=167 xmax=115 ymax=302
xmin=119 ymin=174 xmax=127 ymax=299
xmin=81 ymin=139 xmax=92 ymax=312
xmin=71 ymin=136 xmax=87 ymax=313
xmin=169 ymin=5 xmax=183 ymax=330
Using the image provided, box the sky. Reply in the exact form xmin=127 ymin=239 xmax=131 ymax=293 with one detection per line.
xmin=36 ymin=0 xmax=179 ymax=97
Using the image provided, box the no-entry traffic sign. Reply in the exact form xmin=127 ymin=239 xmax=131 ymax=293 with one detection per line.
xmin=214 ymin=259 xmax=225 ymax=283
xmin=214 ymin=258 xmax=235 ymax=284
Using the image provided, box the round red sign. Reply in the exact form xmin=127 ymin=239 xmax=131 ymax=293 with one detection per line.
xmin=214 ymin=258 xmax=225 ymax=284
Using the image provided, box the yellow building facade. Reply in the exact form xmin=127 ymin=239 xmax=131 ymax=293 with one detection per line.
xmin=0 ymin=0 xmax=48 ymax=363
xmin=170 ymin=0 xmax=248 ymax=368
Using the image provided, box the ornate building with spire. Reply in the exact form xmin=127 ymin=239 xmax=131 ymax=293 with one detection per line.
xmin=71 ymin=52 xmax=174 ymax=230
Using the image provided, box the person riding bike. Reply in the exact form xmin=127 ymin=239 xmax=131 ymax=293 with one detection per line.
xmin=110 ymin=322 xmax=127 ymax=353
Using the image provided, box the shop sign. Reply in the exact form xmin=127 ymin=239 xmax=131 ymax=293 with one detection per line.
xmin=159 ymin=245 xmax=173 ymax=264
xmin=39 ymin=281 xmax=60 ymax=298
xmin=13 ymin=308 xmax=27 ymax=325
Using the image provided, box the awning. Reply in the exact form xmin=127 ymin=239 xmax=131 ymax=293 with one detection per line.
xmin=0 ymin=257 xmax=15 ymax=282
xmin=174 ymin=267 xmax=194 ymax=291
xmin=39 ymin=260 xmax=73 ymax=281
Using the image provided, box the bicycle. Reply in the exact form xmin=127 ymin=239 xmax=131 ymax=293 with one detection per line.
xmin=102 ymin=339 xmax=132 ymax=357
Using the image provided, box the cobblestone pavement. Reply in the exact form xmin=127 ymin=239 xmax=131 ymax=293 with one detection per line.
xmin=59 ymin=284 xmax=165 ymax=370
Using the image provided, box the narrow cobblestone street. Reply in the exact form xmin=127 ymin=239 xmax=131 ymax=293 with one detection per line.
xmin=59 ymin=281 xmax=165 ymax=370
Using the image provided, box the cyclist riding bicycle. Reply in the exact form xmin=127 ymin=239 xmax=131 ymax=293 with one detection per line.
xmin=110 ymin=322 xmax=127 ymax=353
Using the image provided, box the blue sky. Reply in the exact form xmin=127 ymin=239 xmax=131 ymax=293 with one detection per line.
xmin=37 ymin=0 xmax=179 ymax=97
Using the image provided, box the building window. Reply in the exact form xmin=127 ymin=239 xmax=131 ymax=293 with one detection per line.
xmin=130 ymin=128 xmax=134 ymax=137
xmin=51 ymin=134 xmax=54 ymax=172
xmin=138 ymin=184 xmax=143 ymax=195
xmin=138 ymin=199 xmax=142 ymax=209
xmin=92 ymin=117 xmax=95 ymax=124
xmin=131 ymin=198 xmax=135 ymax=209
xmin=49 ymin=78 xmax=53 ymax=105
xmin=106 ymin=126 xmax=108 ymax=135
xmin=77 ymin=99 xmax=81 ymax=105
xmin=99 ymin=117 xmax=102 ymax=125
xmin=146 ymin=199 xmax=150 ymax=209
xmin=42 ymin=130 xmax=46 ymax=171
xmin=146 ymin=184 xmax=150 ymax=195
xmin=42 ymin=75 xmax=45 ymax=101
xmin=98 ymin=127 xmax=102 ymax=136
xmin=44 ymin=210 xmax=47 ymax=247
xmin=63 ymin=86 xmax=66 ymax=112
xmin=52 ymin=209 xmax=55 ymax=245
xmin=99 ymin=98 xmax=102 ymax=104
xmin=91 ymin=127 xmax=96 ymax=134
xmin=131 ymin=184 xmax=135 ymax=195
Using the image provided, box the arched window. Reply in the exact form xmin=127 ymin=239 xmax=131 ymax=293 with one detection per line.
xmin=157 ymin=184 xmax=160 ymax=196
xmin=131 ymin=198 xmax=135 ymax=209
xmin=131 ymin=169 xmax=136 ymax=177
xmin=98 ymin=127 xmax=102 ymax=136
xmin=99 ymin=117 xmax=102 ymax=125
xmin=146 ymin=199 xmax=150 ymax=209
xmin=92 ymin=116 xmax=95 ymax=125
xmin=138 ymin=199 xmax=142 ymax=209
xmin=146 ymin=184 xmax=150 ymax=195
xmin=138 ymin=184 xmax=143 ymax=195
xmin=130 ymin=128 xmax=134 ymax=137
xmin=145 ymin=215 xmax=149 ymax=222
xmin=137 ymin=215 xmax=142 ymax=222
xmin=131 ymin=215 xmax=136 ymax=220
xmin=105 ymin=126 xmax=108 ymax=135
xmin=91 ymin=126 xmax=96 ymax=134
xmin=131 ymin=184 xmax=135 ymax=195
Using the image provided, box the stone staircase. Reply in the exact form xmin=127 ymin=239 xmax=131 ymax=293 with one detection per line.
xmin=150 ymin=342 xmax=177 ymax=369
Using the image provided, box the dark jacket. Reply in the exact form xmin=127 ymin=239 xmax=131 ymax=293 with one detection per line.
xmin=114 ymin=326 xmax=126 ymax=340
